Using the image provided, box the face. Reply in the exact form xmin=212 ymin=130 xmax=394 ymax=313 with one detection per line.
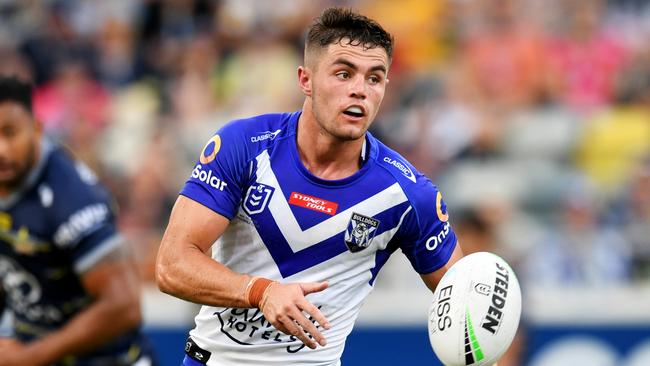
xmin=0 ymin=102 xmax=40 ymax=191
xmin=300 ymin=41 xmax=389 ymax=141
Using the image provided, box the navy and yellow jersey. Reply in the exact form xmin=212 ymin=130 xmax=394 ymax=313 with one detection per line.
xmin=0 ymin=138 xmax=152 ymax=366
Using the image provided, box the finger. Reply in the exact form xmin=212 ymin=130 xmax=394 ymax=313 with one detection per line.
xmin=299 ymin=300 xmax=330 ymax=330
xmin=300 ymin=281 xmax=328 ymax=295
xmin=290 ymin=308 xmax=327 ymax=347
xmin=272 ymin=321 xmax=291 ymax=337
xmin=280 ymin=314 xmax=318 ymax=349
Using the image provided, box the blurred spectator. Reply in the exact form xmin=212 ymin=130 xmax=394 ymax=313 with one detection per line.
xmin=20 ymin=2 xmax=95 ymax=84
xmin=616 ymin=162 xmax=650 ymax=280
xmin=139 ymin=0 xmax=217 ymax=81
xmin=545 ymin=0 xmax=630 ymax=114
xmin=574 ymin=49 xmax=650 ymax=194
xmin=359 ymin=0 xmax=454 ymax=74
xmin=216 ymin=38 xmax=303 ymax=116
xmin=32 ymin=59 xmax=111 ymax=168
xmin=460 ymin=0 xmax=547 ymax=110
xmin=93 ymin=18 xmax=147 ymax=89
xmin=524 ymin=175 xmax=632 ymax=286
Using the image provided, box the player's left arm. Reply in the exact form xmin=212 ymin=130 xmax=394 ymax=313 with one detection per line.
xmin=0 ymin=244 xmax=141 ymax=366
xmin=420 ymin=244 xmax=464 ymax=292
xmin=399 ymin=177 xmax=463 ymax=293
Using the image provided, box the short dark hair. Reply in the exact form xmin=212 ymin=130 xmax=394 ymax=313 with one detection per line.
xmin=0 ymin=76 xmax=33 ymax=113
xmin=306 ymin=7 xmax=394 ymax=60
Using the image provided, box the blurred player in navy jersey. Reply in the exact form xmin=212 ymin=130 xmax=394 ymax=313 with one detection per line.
xmin=156 ymin=7 xmax=467 ymax=366
xmin=0 ymin=76 xmax=155 ymax=365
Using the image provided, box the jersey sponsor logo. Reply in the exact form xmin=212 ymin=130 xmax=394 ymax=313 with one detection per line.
xmin=344 ymin=213 xmax=380 ymax=253
xmin=215 ymin=306 xmax=320 ymax=353
xmin=250 ymin=129 xmax=282 ymax=143
xmin=425 ymin=222 xmax=450 ymax=251
xmin=382 ymin=157 xmax=417 ymax=183
xmin=53 ymin=203 xmax=110 ymax=247
xmin=0 ymin=255 xmax=63 ymax=323
xmin=436 ymin=191 xmax=449 ymax=222
xmin=0 ymin=214 xmax=50 ymax=255
xmin=199 ymin=135 xmax=222 ymax=164
xmin=288 ymin=192 xmax=338 ymax=215
xmin=243 ymin=183 xmax=274 ymax=215
xmin=191 ymin=164 xmax=228 ymax=191
xmin=0 ymin=212 xmax=11 ymax=230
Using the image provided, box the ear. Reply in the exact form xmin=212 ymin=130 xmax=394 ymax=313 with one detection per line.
xmin=297 ymin=66 xmax=312 ymax=97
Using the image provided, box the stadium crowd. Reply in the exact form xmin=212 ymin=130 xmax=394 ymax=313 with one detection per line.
xmin=0 ymin=0 xmax=648 ymax=290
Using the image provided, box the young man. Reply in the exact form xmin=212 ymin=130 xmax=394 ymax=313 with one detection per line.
xmin=156 ymin=8 xmax=463 ymax=366
xmin=0 ymin=76 xmax=154 ymax=365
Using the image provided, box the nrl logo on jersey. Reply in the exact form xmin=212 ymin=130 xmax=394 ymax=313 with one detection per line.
xmin=344 ymin=213 xmax=380 ymax=253
xmin=243 ymin=183 xmax=275 ymax=215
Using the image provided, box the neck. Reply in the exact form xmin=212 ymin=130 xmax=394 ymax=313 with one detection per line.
xmin=296 ymin=103 xmax=365 ymax=180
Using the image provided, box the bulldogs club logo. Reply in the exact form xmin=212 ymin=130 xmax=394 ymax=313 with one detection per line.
xmin=344 ymin=213 xmax=380 ymax=253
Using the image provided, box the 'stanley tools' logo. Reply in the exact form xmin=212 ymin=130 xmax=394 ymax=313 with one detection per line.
xmin=288 ymin=192 xmax=338 ymax=215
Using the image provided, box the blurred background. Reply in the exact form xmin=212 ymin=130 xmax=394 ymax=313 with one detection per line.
xmin=0 ymin=0 xmax=649 ymax=365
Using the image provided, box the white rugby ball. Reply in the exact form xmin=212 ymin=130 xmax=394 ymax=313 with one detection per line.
xmin=428 ymin=252 xmax=521 ymax=366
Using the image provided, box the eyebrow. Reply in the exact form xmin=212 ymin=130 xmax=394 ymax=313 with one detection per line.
xmin=333 ymin=58 xmax=387 ymax=74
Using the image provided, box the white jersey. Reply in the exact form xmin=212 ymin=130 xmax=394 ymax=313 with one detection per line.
xmin=180 ymin=111 xmax=457 ymax=366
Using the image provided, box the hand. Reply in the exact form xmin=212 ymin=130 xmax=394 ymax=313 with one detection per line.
xmin=260 ymin=281 xmax=330 ymax=349
xmin=0 ymin=338 xmax=39 ymax=366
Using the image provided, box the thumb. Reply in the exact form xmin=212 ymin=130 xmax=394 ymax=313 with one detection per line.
xmin=300 ymin=281 xmax=329 ymax=295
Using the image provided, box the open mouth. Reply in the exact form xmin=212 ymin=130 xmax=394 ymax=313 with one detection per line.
xmin=343 ymin=106 xmax=365 ymax=118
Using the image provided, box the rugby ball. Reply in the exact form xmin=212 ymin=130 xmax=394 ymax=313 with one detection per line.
xmin=428 ymin=252 xmax=521 ymax=366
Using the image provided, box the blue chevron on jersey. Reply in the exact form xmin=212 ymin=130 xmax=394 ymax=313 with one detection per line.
xmin=180 ymin=111 xmax=458 ymax=365
xmin=181 ymin=111 xmax=458 ymax=277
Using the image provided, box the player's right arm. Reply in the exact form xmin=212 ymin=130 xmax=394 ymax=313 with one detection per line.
xmin=155 ymin=194 xmax=330 ymax=349
xmin=155 ymin=196 xmax=248 ymax=307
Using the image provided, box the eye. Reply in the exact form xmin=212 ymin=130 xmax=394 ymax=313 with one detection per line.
xmin=336 ymin=71 xmax=350 ymax=80
xmin=0 ymin=126 xmax=17 ymax=138
xmin=368 ymin=75 xmax=381 ymax=85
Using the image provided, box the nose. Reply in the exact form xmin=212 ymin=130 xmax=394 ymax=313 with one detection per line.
xmin=349 ymin=75 xmax=367 ymax=100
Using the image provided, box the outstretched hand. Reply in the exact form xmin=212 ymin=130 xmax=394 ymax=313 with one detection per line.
xmin=260 ymin=281 xmax=330 ymax=349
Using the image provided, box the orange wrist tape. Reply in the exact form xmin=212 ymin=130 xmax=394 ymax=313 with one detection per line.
xmin=247 ymin=277 xmax=275 ymax=308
